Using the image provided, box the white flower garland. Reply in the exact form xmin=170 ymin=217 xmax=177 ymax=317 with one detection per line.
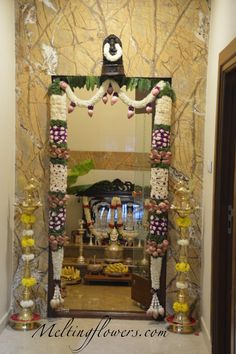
xmin=150 ymin=168 xmax=169 ymax=199
xmin=50 ymin=94 xmax=67 ymax=121
xmin=176 ymin=281 xmax=188 ymax=289
xmin=150 ymin=256 xmax=162 ymax=289
xmin=154 ymin=96 xmax=172 ymax=125
xmin=177 ymin=239 xmax=189 ymax=246
xmin=20 ymin=299 xmax=34 ymax=308
xmin=23 ymin=229 xmax=34 ymax=236
xmin=146 ymin=256 xmax=164 ymax=318
xmin=63 ymin=79 xmax=167 ymax=110
xmin=22 ymin=254 xmax=34 ymax=262
xmin=103 ymin=43 xmax=123 ymax=62
xmin=51 ymin=246 xmax=64 ymax=280
xmin=50 ymin=163 xmax=67 ymax=193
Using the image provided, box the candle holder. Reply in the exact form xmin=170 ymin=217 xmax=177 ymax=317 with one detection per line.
xmin=10 ymin=178 xmax=42 ymax=330
xmin=77 ymin=219 xmax=86 ymax=264
xmin=166 ymin=181 xmax=198 ymax=334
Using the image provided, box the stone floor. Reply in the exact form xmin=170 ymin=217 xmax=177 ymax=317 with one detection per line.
xmin=0 ymin=317 xmax=210 ymax=354
xmin=62 ymin=283 xmax=144 ymax=312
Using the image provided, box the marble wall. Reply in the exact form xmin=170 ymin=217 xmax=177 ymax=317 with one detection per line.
xmin=14 ymin=0 xmax=210 ymax=318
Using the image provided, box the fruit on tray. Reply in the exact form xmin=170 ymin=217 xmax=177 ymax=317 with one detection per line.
xmin=61 ymin=266 xmax=81 ymax=281
xmin=104 ymin=263 xmax=128 ymax=274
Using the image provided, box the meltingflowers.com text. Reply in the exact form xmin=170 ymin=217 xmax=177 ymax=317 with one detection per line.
xmin=32 ymin=316 xmax=168 ymax=352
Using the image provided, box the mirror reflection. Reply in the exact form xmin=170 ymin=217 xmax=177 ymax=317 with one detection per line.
xmin=61 ymin=84 xmax=153 ymax=314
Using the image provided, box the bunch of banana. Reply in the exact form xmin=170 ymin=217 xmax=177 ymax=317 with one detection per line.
xmin=61 ymin=266 xmax=80 ymax=281
xmin=104 ymin=263 xmax=128 ymax=274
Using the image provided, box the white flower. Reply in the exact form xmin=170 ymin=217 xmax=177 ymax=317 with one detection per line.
xmin=103 ymin=43 xmax=123 ymax=62
xmin=20 ymin=300 xmax=34 ymax=308
xmin=177 ymin=239 xmax=189 ymax=246
xmin=176 ymin=281 xmax=188 ymax=289
xmin=22 ymin=254 xmax=35 ymax=261
xmin=23 ymin=230 xmax=34 ymax=236
xmin=150 ymin=256 xmax=162 ymax=289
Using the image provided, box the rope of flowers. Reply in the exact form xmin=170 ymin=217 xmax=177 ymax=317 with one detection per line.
xmin=48 ymin=93 xmax=68 ymax=309
xmin=146 ymin=94 xmax=172 ymax=319
xmin=82 ymin=196 xmax=108 ymax=241
xmin=48 ymin=79 xmax=174 ymax=311
xmin=59 ymin=79 xmax=167 ymax=117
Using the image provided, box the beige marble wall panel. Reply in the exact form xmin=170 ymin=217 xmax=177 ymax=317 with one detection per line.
xmin=15 ymin=0 xmax=210 ymax=318
xmin=69 ymin=151 xmax=150 ymax=171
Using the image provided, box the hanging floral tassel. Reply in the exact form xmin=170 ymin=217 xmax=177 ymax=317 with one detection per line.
xmin=146 ymin=103 xmax=152 ymax=114
xmin=146 ymin=256 xmax=164 ymax=319
xmin=68 ymin=101 xmax=76 ymax=113
xmin=50 ymin=284 xmax=64 ymax=309
xmin=127 ymin=105 xmax=134 ymax=119
xmin=102 ymin=93 xmax=108 ymax=104
xmin=50 ymin=247 xmax=64 ymax=309
xmin=111 ymin=92 xmax=119 ymax=105
xmin=152 ymin=85 xmax=160 ymax=97
xmin=88 ymin=105 xmax=94 ymax=117
xmin=146 ymin=292 xmax=164 ymax=319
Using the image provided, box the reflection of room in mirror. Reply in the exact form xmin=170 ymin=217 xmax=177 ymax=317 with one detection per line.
xmin=67 ymin=87 xmax=152 ymax=153
xmin=62 ymin=85 xmax=155 ymax=315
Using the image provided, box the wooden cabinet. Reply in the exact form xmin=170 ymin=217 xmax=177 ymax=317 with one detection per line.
xmin=131 ymin=273 xmax=152 ymax=309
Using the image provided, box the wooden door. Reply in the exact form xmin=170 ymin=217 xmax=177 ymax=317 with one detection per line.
xmin=211 ymin=38 xmax=236 ymax=354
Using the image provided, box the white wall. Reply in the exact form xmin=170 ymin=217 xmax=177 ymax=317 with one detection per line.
xmin=202 ymin=0 xmax=236 ymax=349
xmin=0 ymin=0 xmax=15 ymax=331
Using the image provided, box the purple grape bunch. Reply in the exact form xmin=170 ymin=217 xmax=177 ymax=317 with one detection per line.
xmin=149 ymin=215 xmax=168 ymax=237
xmin=152 ymin=129 xmax=170 ymax=149
xmin=50 ymin=125 xmax=67 ymax=144
xmin=49 ymin=207 xmax=66 ymax=231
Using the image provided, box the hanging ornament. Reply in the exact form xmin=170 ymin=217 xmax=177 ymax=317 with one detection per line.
xmin=59 ymin=81 xmax=68 ymax=90
xmin=68 ymin=101 xmax=76 ymax=113
xmin=102 ymin=93 xmax=108 ymax=104
xmin=107 ymin=83 xmax=113 ymax=95
xmin=88 ymin=105 xmax=94 ymax=117
xmin=127 ymin=106 xmax=134 ymax=119
xmin=111 ymin=92 xmax=119 ymax=105
xmin=152 ymin=85 xmax=160 ymax=97
xmin=146 ymin=291 xmax=164 ymax=319
xmin=146 ymin=103 xmax=153 ymax=114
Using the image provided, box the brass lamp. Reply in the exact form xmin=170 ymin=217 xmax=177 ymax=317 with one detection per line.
xmin=10 ymin=178 xmax=42 ymax=330
xmin=166 ymin=181 xmax=198 ymax=334
xmin=77 ymin=219 xmax=86 ymax=264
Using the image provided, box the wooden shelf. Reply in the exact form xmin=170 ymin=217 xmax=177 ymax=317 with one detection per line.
xmin=84 ymin=273 xmax=132 ymax=285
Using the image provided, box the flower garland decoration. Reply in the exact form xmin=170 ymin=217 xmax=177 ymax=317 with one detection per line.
xmin=21 ymin=277 xmax=37 ymax=287
xmin=49 ymin=93 xmax=68 ymax=309
xmin=49 ymin=78 xmax=175 ymax=310
xmin=175 ymin=262 xmax=190 ymax=273
xmin=173 ymin=302 xmax=189 ymax=313
xmin=103 ymin=42 xmax=123 ymax=62
xmin=60 ymin=79 xmax=167 ymax=118
xmin=82 ymin=196 xmax=107 ymax=243
xmin=146 ymin=93 xmax=173 ymax=319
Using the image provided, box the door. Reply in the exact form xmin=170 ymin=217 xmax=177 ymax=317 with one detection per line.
xmin=211 ymin=38 xmax=236 ymax=354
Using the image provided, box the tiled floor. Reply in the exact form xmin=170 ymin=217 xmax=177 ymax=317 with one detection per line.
xmin=0 ymin=317 xmax=210 ymax=354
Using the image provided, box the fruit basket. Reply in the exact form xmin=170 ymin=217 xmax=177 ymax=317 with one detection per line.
xmin=104 ymin=263 xmax=129 ymax=277
xmin=61 ymin=266 xmax=81 ymax=284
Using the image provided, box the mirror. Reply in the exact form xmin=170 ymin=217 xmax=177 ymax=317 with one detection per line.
xmin=63 ymin=84 xmax=152 ymax=316
xmin=48 ymin=75 xmax=171 ymax=319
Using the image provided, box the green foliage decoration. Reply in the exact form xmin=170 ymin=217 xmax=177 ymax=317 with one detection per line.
xmin=48 ymin=76 xmax=176 ymax=102
xmin=67 ymin=159 xmax=95 ymax=188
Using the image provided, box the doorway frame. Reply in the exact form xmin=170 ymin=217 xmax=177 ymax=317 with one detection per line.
xmin=211 ymin=37 xmax=236 ymax=354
